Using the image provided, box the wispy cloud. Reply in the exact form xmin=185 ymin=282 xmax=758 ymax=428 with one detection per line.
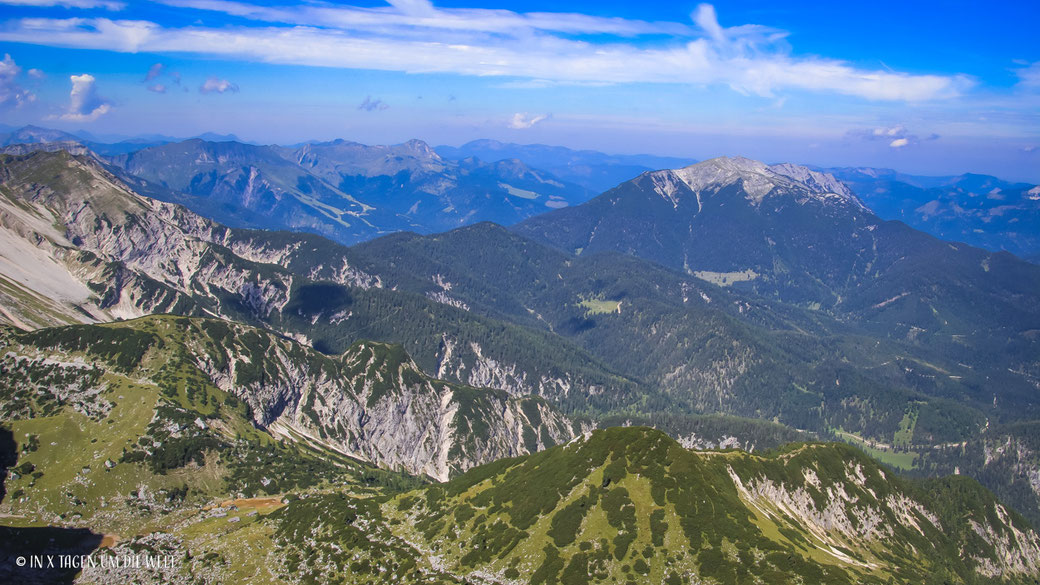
xmin=0 ymin=53 xmax=35 ymax=107
xmin=50 ymin=73 xmax=110 ymax=121
xmin=199 ymin=76 xmax=238 ymax=94
xmin=156 ymin=0 xmax=694 ymax=37
xmin=1016 ymin=61 xmax=1040 ymax=88
xmin=358 ymin=96 xmax=388 ymax=111
xmin=848 ymin=124 xmax=940 ymax=149
xmin=875 ymin=125 xmax=905 ymax=137
xmin=142 ymin=62 xmax=179 ymax=93
xmin=384 ymin=0 xmax=437 ymax=18
xmin=144 ymin=62 xmax=163 ymax=81
xmin=0 ymin=0 xmax=124 ymax=8
xmin=508 ymin=112 xmax=549 ymax=129
xmin=0 ymin=3 xmax=972 ymax=102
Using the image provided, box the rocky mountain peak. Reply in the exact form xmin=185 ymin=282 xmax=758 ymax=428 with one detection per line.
xmin=399 ymin=138 xmax=440 ymax=161
xmin=660 ymin=156 xmax=865 ymax=209
xmin=0 ymin=140 xmax=93 ymax=157
xmin=767 ymin=162 xmax=856 ymax=199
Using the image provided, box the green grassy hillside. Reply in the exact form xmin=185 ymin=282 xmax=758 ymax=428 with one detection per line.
xmin=264 ymin=427 xmax=1040 ymax=585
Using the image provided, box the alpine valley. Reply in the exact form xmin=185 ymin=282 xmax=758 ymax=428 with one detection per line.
xmin=2 ymin=129 xmax=1040 ymax=585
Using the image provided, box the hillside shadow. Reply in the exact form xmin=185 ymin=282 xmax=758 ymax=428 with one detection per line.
xmin=0 ymin=428 xmax=105 ymax=584
xmin=0 ymin=525 xmax=105 ymax=585
xmin=0 ymin=427 xmax=14 ymax=503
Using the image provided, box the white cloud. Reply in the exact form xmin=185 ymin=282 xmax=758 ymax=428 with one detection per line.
xmin=889 ymin=138 xmax=909 ymax=148
xmin=156 ymin=0 xmax=694 ymax=37
xmin=873 ymin=125 xmax=905 ymax=137
xmin=692 ymin=4 xmax=725 ymax=44
xmin=27 ymin=67 xmax=44 ymax=79
xmin=0 ymin=0 xmax=124 ymax=8
xmin=50 ymin=73 xmax=110 ymax=121
xmin=199 ymin=76 xmax=238 ymax=94
xmin=0 ymin=2 xmax=973 ymax=102
xmin=0 ymin=53 xmax=36 ymax=106
xmin=509 ymin=112 xmax=549 ymax=129
xmin=147 ymin=83 xmax=166 ymax=93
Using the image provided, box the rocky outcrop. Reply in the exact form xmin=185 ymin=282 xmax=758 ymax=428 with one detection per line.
xmin=190 ymin=329 xmax=578 ymax=481
xmin=0 ymin=151 xmax=399 ymax=329
xmin=121 ymin=317 xmax=580 ymax=481
xmin=0 ymin=152 xmax=289 ymax=325
xmin=968 ymin=503 xmax=1040 ymax=579
xmin=727 ymin=445 xmax=1040 ymax=580
xmin=435 ymin=335 xmax=594 ymax=404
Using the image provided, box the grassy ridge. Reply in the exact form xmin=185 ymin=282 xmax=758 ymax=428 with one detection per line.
xmin=256 ymin=427 xmax=1040 ymax=585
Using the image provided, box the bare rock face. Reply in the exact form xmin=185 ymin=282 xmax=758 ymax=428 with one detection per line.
xmin=725 ymin=444 xmax=1040 ymax=581
xmin=0 ymin=141 xmax=93 ymax=157
xmin=434 ymin=335 xmax=580 ymax=402
xmin=0 ymin=151 xmax=383 ymax=330
xmin=176 ymin=322 xmax=581 ymax=481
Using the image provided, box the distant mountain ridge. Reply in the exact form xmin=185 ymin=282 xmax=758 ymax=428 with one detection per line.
xmin=0 ymin=124 xmax=262 ymax=148
xmin=110 ymin=138 xmax=394 ymax=244
xmin=279 ymin=137 xmax=592 ymax=231
xmin=825 ymin=166 xmax=1040 ymax=260
xmin=436 ymin=138 xmax=695 ymax=192
xmin=1 ymin=126 xmax=596 ymax=241
xmin=1 ymin=124 xmax=181 ymax=155
xmin=107 ymin=136 xmax=592 ymax=242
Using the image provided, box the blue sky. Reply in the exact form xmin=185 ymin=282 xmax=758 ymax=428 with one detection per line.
xmin=0 ymin=0 xmax=1038 ymax=181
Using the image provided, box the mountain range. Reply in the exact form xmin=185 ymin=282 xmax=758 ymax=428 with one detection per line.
xmin=4 ymin=148 xmax=1040 ymax=526
xmin=111 ymin=136 xmax=597 ymax=242
xmin=2 ymin=126 xmax=599 ymax=245
xmin=0 ymin=124 xmax=241 ymax=155
xmin=352 ymin=158 xmax=1040 ymax=525
xmin=2 ymin=132 xmax=1040 ymax=583
xmin=825 ymin=166 xmax=1040 ymax=260
xmin=110 ymin=137 xmax=594 ymax=243
xmin=5 ymin=125 xmax=1038 ymax=263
